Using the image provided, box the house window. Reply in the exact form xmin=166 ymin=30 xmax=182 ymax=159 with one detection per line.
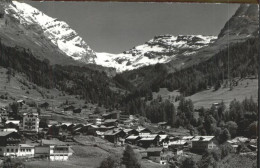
xmin=15 ymin=149 xmax=18 ymax=152
xmin=7 ymin=149 xmax=9 ymax=152
xmin=11 ymin=149 xmax=13 ymax=152
xmin=0 ymin=148 xmax=2 ymax=151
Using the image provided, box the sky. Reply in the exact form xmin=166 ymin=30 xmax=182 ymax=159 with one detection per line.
xmin=27 ymin=1 xmax=239 ymax=54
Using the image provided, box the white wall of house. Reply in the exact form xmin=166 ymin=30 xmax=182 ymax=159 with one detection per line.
xmin=49 ymin=145 xmax=72 ymax=161
xmin=18 ymin=146 xmax=34 ymax=157
xmin=0 ymin=146 xmax=19 ymax=157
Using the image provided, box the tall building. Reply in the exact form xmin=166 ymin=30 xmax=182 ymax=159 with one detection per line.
xmin=22 ymin=112 xmax=40 ymax=132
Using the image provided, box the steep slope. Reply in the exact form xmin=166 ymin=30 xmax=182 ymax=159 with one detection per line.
xmin=0 ymin=1 xmax=96 ymax=65
xmin=166 ymin=4 xmax=259 ymax=71
xmin=96 ymin=35 xmax=216 ymax=72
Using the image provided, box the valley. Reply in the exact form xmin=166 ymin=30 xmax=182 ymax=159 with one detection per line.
xmin=0 ymin=1 xmax=258 ymax=168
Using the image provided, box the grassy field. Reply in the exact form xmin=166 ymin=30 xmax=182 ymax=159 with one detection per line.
xmin=153 ymin=78 xmax=258 ymax=109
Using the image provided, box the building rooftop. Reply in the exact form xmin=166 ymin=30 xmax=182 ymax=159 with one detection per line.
xmin=182 ymin=136 xmax=194 ymax=140
xmin=20 ymin=144 xmax=34 ymax=148
xmin=104 ymin=129 xmax=123 ymax=136
xmin=146 ymin=147 xmax=163 ymax=152
xmin=191 ymin=136 xmax=215 ymax=142
xmin=0 ymin=131 xmax=14 ymax=137
xmin=41 ymin=139 xmax=66 ymax=146
xmin=6 ymin=120 xmax=20 ymax=125
xmin=104 ymin=119 xmax=118 ymax=123
xmin=169 ymin=140 xmax=188 ymax=145
xmin=126 ymin=135 xmax=139 ymax=140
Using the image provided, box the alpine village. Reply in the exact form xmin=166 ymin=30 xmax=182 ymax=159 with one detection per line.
xmin=0 ymin=1 xmax=258 ymax=168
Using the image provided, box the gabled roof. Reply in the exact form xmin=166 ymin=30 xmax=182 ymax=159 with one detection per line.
xmin=191 ymin=136 xmax=215 ymax=142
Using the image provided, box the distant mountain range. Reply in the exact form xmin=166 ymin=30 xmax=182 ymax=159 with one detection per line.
xmin=1 ymin=1 xmax=258 ymax=74
xmin=96 ymin=35 xmax=216 ymax=72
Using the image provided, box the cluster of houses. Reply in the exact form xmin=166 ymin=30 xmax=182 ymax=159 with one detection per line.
xmin=0 ymin=101 xmax=257 ymax=165
xmin=0 ymin=102 xmax=72 ymax=161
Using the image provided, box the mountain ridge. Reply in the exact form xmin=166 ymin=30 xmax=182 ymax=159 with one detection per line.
xmin=96 ymin=34 xmax=216 ymax=72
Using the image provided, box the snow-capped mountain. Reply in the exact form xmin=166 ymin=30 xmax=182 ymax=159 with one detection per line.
xmin=96 ymin=35 xmax=216 ymax=72
xmin=5 ymin=1 xmax=96 ymax=63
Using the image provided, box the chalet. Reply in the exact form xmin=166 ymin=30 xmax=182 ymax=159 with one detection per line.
xmin=147 ymin=147 xmax=163 ymax=157
xmin=104 ymin=129 xmax=126 ymax=144
xmin=103 ymin=119 xmax=118 ymax=127
xmin=137 ymin=134 xmax=160 ymax=148
xmin=0 ymin=131 xmax=21 ymax=157
xmin=146 ymin=147 xmax=164 ymax=163
xmin=191 ymin=136 xmax=218 ymax=152
xmin=125 ymin=135 xmax=141 ymax=145
xmin=5 ymin=120 xmax=20 ymax=130
xmin=87 ymin=125 xmax=99 ymax=135
xmin=73 ymin=108 xmax=82 ymax=114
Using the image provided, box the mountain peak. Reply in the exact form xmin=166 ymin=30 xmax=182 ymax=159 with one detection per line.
xmin=5 ymin=1 xmax=96 ymax=63
xmin=218 ymin=4 xmax=258 ymax=38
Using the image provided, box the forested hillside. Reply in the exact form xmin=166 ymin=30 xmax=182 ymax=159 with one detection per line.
xmin=161 ymin=37 xmax=258 ymax=96
xmin=0 ymin=40 xmax=126 ymax=109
